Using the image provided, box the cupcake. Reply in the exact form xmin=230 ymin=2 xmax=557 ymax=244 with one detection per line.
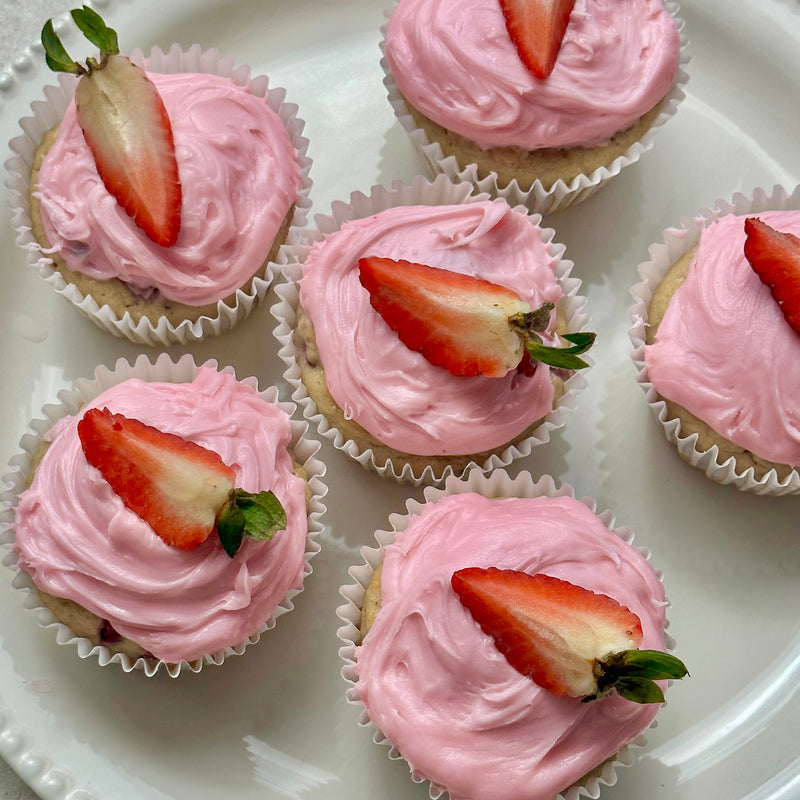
xmin=272 ymin=175 xmax=592 ymax=485
xmin=6 ymin=10 xmax=311 ymax=346
xmin=337 ymin=470 xmax=685 ymax=800
xmin=630 ymin=185 xmax=800 ymax=495
xmin=0 ymin=354 xmax=326 ymax=676
xmin=381 ymin=0 xmax=688 ymax=214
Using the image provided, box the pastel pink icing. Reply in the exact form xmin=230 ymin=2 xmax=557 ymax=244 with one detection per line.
xmin=384 ymin=0 xmax=681 ymax=150
xmin=644 ymin=210 xmax=800 ymax=467
xmin=14 ymin=367 xmax=309 ymax=663
xmin=298 ymin=201 xmax=564 ymax=456
xmin=355 ymin=493 xmax=668 ymax=800
xmin=35 ymin=71 xmax=302 ymax=306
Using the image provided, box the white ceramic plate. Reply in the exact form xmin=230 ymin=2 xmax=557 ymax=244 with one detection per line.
xmin=1 ymin=1 xmax=799 ymax=798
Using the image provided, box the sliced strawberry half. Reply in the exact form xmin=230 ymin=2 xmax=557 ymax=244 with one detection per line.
xmin=499 ymin=0 xmax=576 ymax=80
xmin=77 ymin=408 xmax=286 ymax=556
xmin=76 ymin=54 xmax=182 ymax=247
xmin=357 ymin=256 xmax=594 ymax=378
xmin=41 ymin=9 xmax=181 ymax=247
xmin=743 ymin=216 xmax=800 ymax=335
xmin=451 ymin=568 xmax=688 ymax=703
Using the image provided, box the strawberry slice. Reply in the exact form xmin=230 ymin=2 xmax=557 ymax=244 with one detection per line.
xmin=743 ymin=216 xmax=800 ymax=335
xmin=357 ymin=256 xmax=594 ymax=377
xmin=41 ymin=8 xmax=181 ymax=247
xmin=451 ymin=568 xmax=688 ymax=703
xmin=77 ymin=408 xmax=286 ymax=556
xmin=498 ymin=0 xmax=576 ymax=80
xmin=75 ymin=54 xmax=182 ymax=247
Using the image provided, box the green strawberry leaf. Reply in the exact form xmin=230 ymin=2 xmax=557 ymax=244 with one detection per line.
xmin=216 ymin=490 xmax=287 ymax=558
xmin=610 ymin=677 xmax=667 ymax=705
xmin=613 ymin=649 xmax=690 ymax=681
xmin=41 ymin=6 xmax=120 ymax=75
xmin=235 ymin=490 xmax=287 ymax=541
xmin=217 ymin=505 xmax=245 ymax=558
xmin=71 ymin=6 xmax=119 ymax=56
xmin=525 ymin=331 xmax=596 ymax=370
xmin=510 ymin=303 xmax=596 ymax=370
xmin=41 ymin=20 xmax=81 ymax=74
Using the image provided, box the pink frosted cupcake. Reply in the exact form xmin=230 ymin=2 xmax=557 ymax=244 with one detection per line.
xmin=630 ymin=185 xmax=800 ymax=495
xmin=7 ymin=10 xmax=311 ymax=345
xmin=0 ymin=354 xmax=326 ymax=676
xmin=381 ymin=0 xmax=688 ymax=213
xmin=273 ymin=175 xmax=592 ymax=485
xmin=338 ymin=470 xmax=686 ymax=800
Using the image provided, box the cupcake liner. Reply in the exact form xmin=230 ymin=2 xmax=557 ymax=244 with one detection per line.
xmin=0 ymin=353 xmax=327 ymax=677
xmin=629 ymin=184 xmax=800 ymax=495
xmin=336 ymin=468 xmax=676 ymax=800
xmin=5 ymin=43 xmax=313 ymax=347
xmin=380 ymin=1 xmax=689 ymax=215
xmin=271 ymin=173 xmax=591 ymax=487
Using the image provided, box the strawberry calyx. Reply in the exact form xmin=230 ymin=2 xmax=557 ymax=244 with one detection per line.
xmin=40 ymin=7 xmax=182 ymax=248
xmin=41 ymin=6 xmax=119 ymax=75
xmin=216 ymin=488 xmax=287 ymax=558
xmin=588 ymin=648 xmax=689 ymax=704
xmin=508 ymin=302 xmax=595 ymax=371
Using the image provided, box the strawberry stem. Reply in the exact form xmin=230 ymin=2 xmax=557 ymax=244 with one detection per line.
xmin=509 ymin=303 xmax=596 ymax=371
xmin=216 ymin=489 xmax=287 ymax=558
xmin=585 ymin=649 xmax=689 ymax=704
xmin=514 ymin=302 xmax=555 ymax=334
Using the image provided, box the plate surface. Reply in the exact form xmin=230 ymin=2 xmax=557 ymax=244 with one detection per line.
xmin=1 ymin=1 xmax=800 ymax=799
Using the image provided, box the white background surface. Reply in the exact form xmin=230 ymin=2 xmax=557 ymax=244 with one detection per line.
xmin=1 ymin=1 xmax=800 ymax=799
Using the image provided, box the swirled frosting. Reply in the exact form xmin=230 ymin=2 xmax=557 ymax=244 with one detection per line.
xmin=355 ymin=492 xmax=668 ymax=800
xmin=384 ymin=0 xmax=680 ymax=150
xmin=35 ymin=71 xmax=302 ymax=306
xmin=14 ymin=367 xmax=309 ymax=663
xmin=299 ymin=201 xmax=564 ymax=456
xmin=644 ymin=210 xmax=800 ymax=467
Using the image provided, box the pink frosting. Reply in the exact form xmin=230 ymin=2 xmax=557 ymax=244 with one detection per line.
xmin=355 ymin=493 xmax=668 ymax=800
xmin=644 ymin=210 xmax=800 ymax=467
xmin=298 ymin=201 xmax=564 ymax=456
xmin=384 ymin=0 xmax=680 ymax=150
xmin=35 ymin=71 xmax=302 ymax=306
xmin=14 ymin=368 xmax=309 ymax=663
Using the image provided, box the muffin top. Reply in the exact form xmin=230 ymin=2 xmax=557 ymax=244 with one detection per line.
xmin=35 ymin=70 xmax=302 ymax=306
xmin=644 ymin=209 xmax=800 ymax=467
xmin=298 ymin=200 xmax=566 ymax=457
xmin=14 ymin=367 xmax=309 ymax=663
xmin=384 ymin=0 xmax=680 ymax=150
xmin=355 ymin=492 xmax=668 ymax=800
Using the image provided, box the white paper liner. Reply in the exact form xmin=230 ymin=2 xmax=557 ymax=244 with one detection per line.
xmin=271 ymin=173 xmax=592 ymax=487
xmin=379 ymin=1 xmax=689 ymax=215
xmin=0 ymin=353 xmax=328 ymax=677
xmin=629 ymin=184 xmax=800 ymax=495
xmin=336 ymin=468 xmax=676 ymax=800
xmin=5 ymin=43 xmax=313 ymax=346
